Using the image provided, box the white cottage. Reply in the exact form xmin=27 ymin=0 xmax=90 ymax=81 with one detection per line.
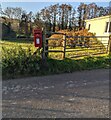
xmin=85 ymin=15 xmax=111 ymax=47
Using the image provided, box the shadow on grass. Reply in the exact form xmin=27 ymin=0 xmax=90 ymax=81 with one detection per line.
xmin=39 ymin=56 xmax=111 ymax=75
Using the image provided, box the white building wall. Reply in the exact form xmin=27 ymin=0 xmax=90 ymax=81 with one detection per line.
xmin=85 ymin=15 xmax=111 ymax=47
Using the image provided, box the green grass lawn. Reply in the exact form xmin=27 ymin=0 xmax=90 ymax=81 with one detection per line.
xmin=1 ymin=39 xmax=34 ymax=48
xmin=0 ymin=39 xmax=38 ymax=55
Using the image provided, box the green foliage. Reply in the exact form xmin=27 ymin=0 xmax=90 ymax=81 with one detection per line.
xmin=1 ymin=40 xmax=110 ymax=80
xmin=39 ymin=55 xmax=110 ymax=76
xmin=2 ymin=46 xmax=41 ymax=79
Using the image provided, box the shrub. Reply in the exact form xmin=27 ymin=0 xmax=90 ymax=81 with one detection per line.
xmin=2 ymin=46 xmax=41 ymax=79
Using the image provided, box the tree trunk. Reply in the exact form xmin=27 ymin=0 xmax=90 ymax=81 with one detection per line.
xmin=53 ymin=13 xmax=56 ymax=32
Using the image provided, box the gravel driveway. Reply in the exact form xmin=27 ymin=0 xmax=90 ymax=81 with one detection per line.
xmin=2 ymin=69 xmax=110 ymax=118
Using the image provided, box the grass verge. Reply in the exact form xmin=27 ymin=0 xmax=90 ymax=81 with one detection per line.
xmin=2 ymin=46 xmax=111 ymax=80
xmin=1 ymin=40 xmax=110 ymax=80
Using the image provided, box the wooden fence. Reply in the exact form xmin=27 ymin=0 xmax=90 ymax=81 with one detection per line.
xmin=42 ymin=31 xmax=110 ymax=59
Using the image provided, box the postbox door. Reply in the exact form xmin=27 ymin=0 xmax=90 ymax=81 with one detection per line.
xmin=36 ymin=38 xmax=40 ymax=44
xmin=34 ymin=34 xmax=42 ymax=48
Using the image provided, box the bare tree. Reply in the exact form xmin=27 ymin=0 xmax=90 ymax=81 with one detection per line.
xmin=27 ymin=11 xmax=33 ymax=35
xmin=50 ymin=4 xmax=59 ymax=32
xmin=60 ymin=4 xmax=69 ymax=30
xmin=77 ymin=3 xmax=83 ymax=29
xmin=13 ymin=7 xmax=25 ymax=20
xmin=88 ymin=3 xmax=98 ymax=19
xmin=71 ymin=8 xmax=76 ymax=30
xmin=3 ymin=7 xmax=14 ymax=19
xmin=19 ymin=13 xmax=29 ymax=36
xmin=68 ymin=5 xmax=72 ymax=30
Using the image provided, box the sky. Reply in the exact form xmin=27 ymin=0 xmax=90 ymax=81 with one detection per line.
xmin=1 ymin=2 xmax=110 ymax=14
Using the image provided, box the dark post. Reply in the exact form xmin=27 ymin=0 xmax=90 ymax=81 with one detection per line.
xmin=42 ymin=27 xmax=46 ymax=60
xmin=45 ymin=34 xmax=49 ymax=58
xmin=41 ymin=27 xmax=49 ymax=69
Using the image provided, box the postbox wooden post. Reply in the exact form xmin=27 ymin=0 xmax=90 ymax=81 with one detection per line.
xmin=42 ymin=28 xmax=46 ymax=60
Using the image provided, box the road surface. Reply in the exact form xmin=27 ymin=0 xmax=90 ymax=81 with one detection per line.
xmin=2 ymin=69 xmax=110 ymax=118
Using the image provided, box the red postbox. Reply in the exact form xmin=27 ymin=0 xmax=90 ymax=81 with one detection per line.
xmin=33 ymin=29 xmax=42 ymax=48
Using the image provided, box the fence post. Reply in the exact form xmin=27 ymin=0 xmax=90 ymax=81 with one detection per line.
xmin=109 ymin=35 xmax=111 ymax=55
xmin=45 ymin=33 xmax=50 ymax=58
xmin=42 ymin=27 xmax=46 ymax=60
xmin=62 ymin=34 xmax=66 ymax=59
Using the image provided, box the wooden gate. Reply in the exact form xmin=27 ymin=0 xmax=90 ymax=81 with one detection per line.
xmin=65 ymin=35 xmax=109 ymax=58
xmin=42 ymin=31 xmax=110 ymax=59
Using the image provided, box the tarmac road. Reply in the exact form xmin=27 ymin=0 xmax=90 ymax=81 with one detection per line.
xmin=2 ymin=69 xmax=110 ymax=118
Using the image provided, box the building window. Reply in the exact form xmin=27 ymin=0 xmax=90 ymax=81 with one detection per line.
xmin=105 ymin=22 xmax=111 ymax=33
xmin=88 ymin=24 xmax=91 ymax=30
